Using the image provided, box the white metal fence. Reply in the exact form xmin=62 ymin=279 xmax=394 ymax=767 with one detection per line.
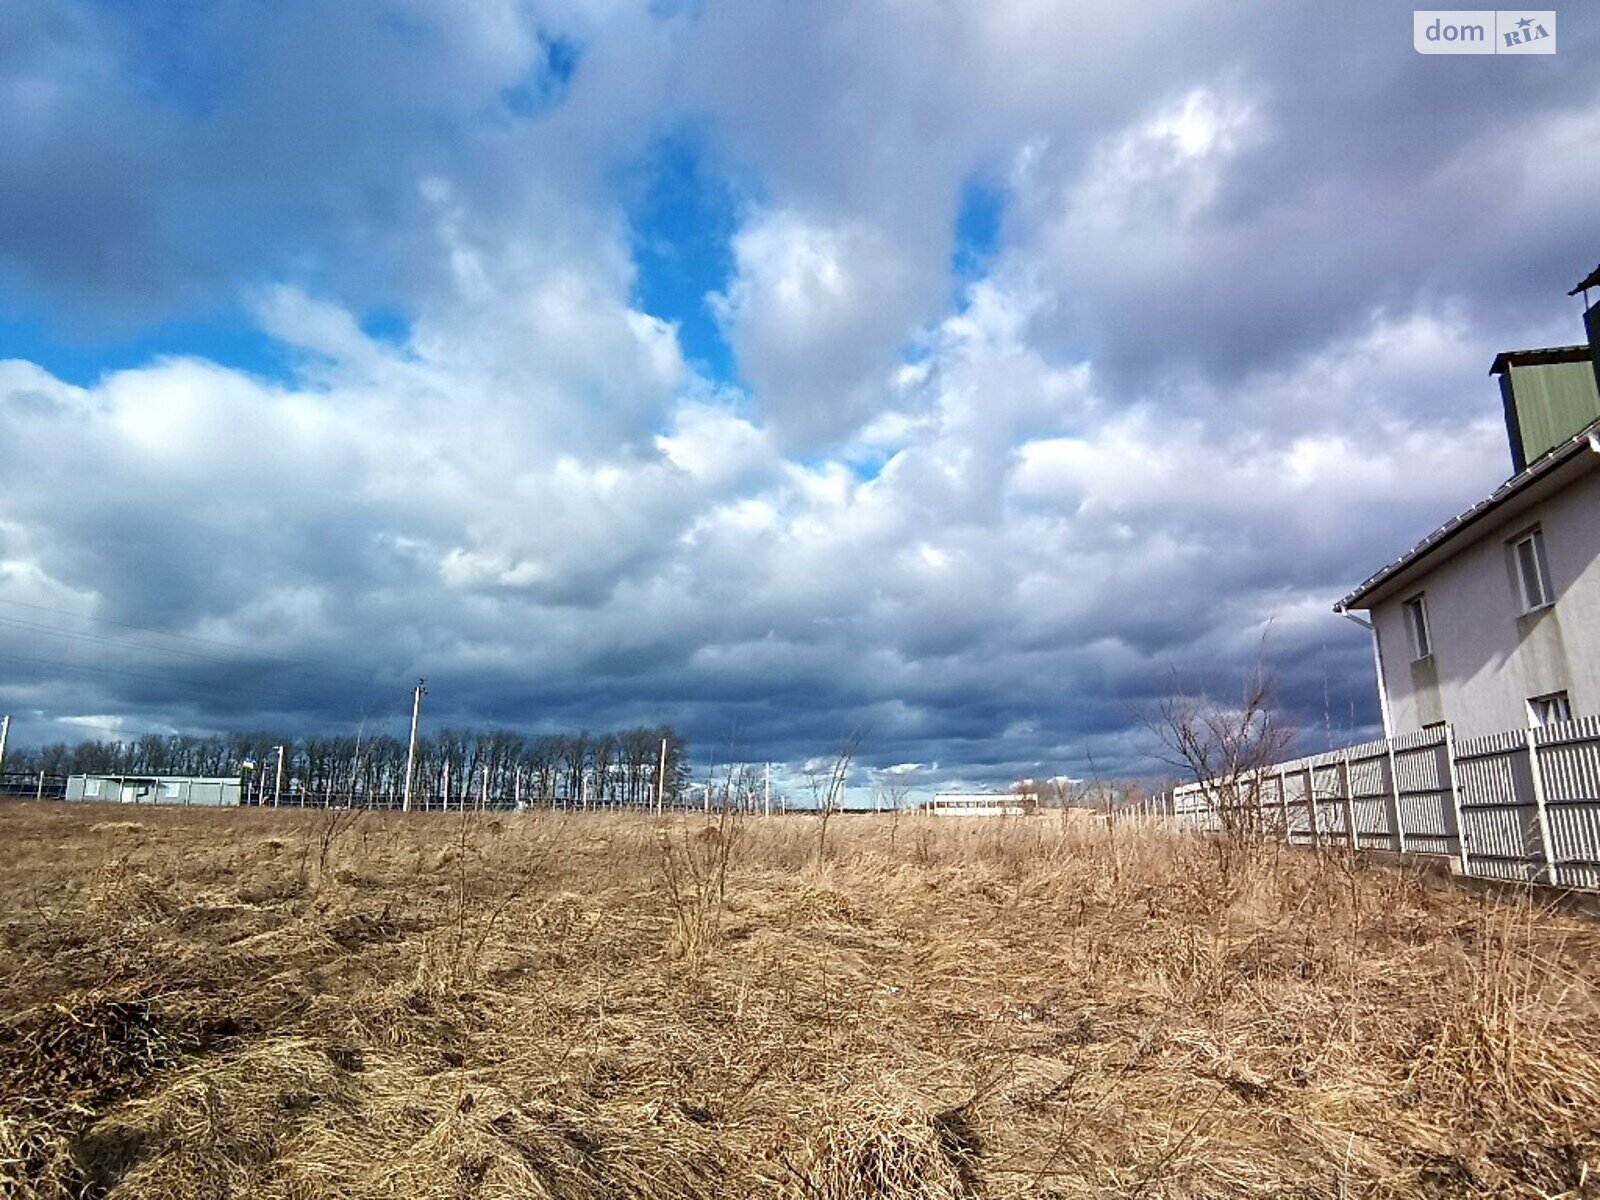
xmin=1168 ymin=715 xmax=1600 ymax=891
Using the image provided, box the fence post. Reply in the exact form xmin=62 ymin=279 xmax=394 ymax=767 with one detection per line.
xmin=1340 ymin=752 xmax=1357 ymax=851
xmin=1383 ymin=737 xmax=1406 ymax=854
xmin=1524 ymin=727 xmax=1557 ymax=886
xmin=1304 ymin=764 xmax=1321 ymax=848
xmin=1442 ymin=724 xmax=1469 ymax=876
xmin=1277 ymin=768 xmax=1289 ymax=838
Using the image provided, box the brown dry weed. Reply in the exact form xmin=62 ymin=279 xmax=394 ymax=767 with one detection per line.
xmin=1 ymin=801 xmax=1598 ymax=1199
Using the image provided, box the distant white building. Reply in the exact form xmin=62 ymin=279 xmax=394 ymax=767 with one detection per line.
xmin=1335 ymin=264 xmax=1600 ymax=739
xmin=924 ymin=792 xmax=1029 ymax=816
xmin=66 ymin=775 xmax=242 ymax=807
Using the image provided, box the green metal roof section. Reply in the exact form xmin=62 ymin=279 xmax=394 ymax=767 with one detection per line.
xmin=1505 ymin=359 xmax=1600 ymax=466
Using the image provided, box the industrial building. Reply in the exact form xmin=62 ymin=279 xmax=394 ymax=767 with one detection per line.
xmin=1334 ymin=262 xmax=1600 ymax=739
xmin=65 ymin=774 xmax=243 ymax=807
xmin=924 ymin=792 xmax=1029 ymax=816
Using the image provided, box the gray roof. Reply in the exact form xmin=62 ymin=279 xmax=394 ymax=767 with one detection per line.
xmin=1335 ymin=414 xmax=1600 ymax=612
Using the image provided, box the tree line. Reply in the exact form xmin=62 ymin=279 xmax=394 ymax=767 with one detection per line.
xmin=3 ymin=726 xmax=691 ymax=809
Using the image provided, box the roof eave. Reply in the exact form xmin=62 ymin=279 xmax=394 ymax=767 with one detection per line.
xmin=1487 ymin=344 xmax=1592 ymax=375
xmin=1334 ymin=418 xmax=1600 ymax=613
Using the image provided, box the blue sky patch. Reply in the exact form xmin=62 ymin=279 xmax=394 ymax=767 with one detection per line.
xmin=502 ymin=35 xmax=581 ymax=118
xmin=623 ymin=129 xmax=742 ymax=386
xmin=952 ymin=177 xmax=1006 ymax=297
xmin=0 ymin=310 xmax=292 ymax=387
xmin=0 ymin=253 xmax=413 ymax=384
xmin=359 ymin=305 xmax=412 ymax=349
xmin=109 ymin=2 xmax=242 ymax=118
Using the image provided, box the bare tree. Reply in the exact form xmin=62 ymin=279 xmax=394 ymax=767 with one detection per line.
xmin=1009 ymin=778 xmax=1043 ymax=815
xmin=18 ymin=722 xmax=690 ymax=812
xmin=1145 ymin=661 xmax=1295 ymax=845
xmin=876 ymin=769 xmax=914 ymax=814
xmin=806 ymin=730 xmax=865 ymax=860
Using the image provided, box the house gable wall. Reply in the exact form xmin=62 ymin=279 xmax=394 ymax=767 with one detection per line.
xmin=1372 ymin=461 xmax=1600 ymax=738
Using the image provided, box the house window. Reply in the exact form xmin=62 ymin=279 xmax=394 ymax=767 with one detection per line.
xmin=1510 ymin=528 xmax=1554 ymax=612
xmin=1528 ymin=692 xmax=1573 ymax=728
xmin=1402 ymin=594 xmax=1432 ymax=660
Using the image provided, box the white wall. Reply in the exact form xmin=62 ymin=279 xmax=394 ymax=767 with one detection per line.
xmin=1372 ymin=460 xmax=1600 ymax=738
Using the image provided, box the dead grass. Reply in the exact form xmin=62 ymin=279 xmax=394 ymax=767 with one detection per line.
xmin=1 ymin=801 xmax=1598 ymax=1199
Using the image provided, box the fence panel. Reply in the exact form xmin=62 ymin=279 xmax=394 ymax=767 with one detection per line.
xmin=1392 ymin=731 xmax=1456 ymax=857
xmin=1309 ymin=758 xmax=1346 ymax=845
xmin=1454 ymin=729 xmax=1544 ymax=882
xmin=1533 ymin=716 xmax=1600 ymax=889
xmin=0 ymin=773 xmax=68 ymax=799
xmin=1162 ymin=718 xmax=1599 ymax=893
xmin=1281 ymin=768 xmax=1314 ymax=845
xmin=1347 ymin=740 xmax=1397 ymax=850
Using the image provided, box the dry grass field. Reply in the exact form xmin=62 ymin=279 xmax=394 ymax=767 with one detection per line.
xmin=2 ymin=801 xmax=1599 ymax=1199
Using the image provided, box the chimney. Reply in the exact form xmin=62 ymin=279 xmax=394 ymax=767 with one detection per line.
xmin=1488 ymin=263 xmax=1600 ymax=473
xmin=1568 ymin=261 xmax=1600 ymax=397
xmin=1489 ymin=346 xmax=1599 ymax=472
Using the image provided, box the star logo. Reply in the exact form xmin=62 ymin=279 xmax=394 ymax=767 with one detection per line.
xmin=1516 ymin=16 xmax=1533 ymax=30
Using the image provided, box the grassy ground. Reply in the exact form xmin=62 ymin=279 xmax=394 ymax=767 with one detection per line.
xmin=1 ymin=801 xmax=1598 ymax=1199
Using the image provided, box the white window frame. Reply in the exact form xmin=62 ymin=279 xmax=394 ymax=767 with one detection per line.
xmin=1527 ymin=691 xmax=1572 ymax=729
xmin=1401 ymin=593 xmax=1432 ymax=661
xmin=1510 ymin=527 xmax=1554 ymax=613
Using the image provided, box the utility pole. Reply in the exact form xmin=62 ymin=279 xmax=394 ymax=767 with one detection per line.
xmin=657 ymin=738 xmax=668 ymax=816
xmin=273 ymin=745 xmax=285 ymax=808
xmin=402 ymin=679 xmax=425 ymax=813
xmin=0 ymin=714 xmax=10 ymax=780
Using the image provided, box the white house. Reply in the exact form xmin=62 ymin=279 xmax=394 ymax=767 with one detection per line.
xmin=1334 ymin=264 xmax=1600 ymax=739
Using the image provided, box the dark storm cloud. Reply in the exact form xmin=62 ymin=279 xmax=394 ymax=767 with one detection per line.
xmin=0 ymin=0 xmax=590 ymax=325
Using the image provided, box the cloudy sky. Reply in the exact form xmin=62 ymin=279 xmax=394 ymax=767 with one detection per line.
xmin=1 ymin=0 xmax=1596 ymax=791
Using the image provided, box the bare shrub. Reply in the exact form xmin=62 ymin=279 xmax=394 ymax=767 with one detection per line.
xmin=1146 ymin=661 xmax=1295 ymax=883
xmin=656 ymin=806 xmax=742 ymax=971
xmin=806 ymin=731 xmax=863 ymax=861
xmin=420 ymin=812 xmax=546 ymax=994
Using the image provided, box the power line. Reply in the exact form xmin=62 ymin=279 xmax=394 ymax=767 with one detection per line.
xmin=0 ymin=650 xmax=351 ymax=710
xmin=26 ymin=717 xmax=205 ymax=742
xmin=0 ymin=614 xmax=297 ymax=672
xmin=0 ymin=710 xmax=234 ymax=745
xmin=0 ymin=656 xmax=420 ymax=747
xmin=0 ymin=597 xmax=387 ymax=683
xmin=1 ymin=700 xmax=415 ymax=749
